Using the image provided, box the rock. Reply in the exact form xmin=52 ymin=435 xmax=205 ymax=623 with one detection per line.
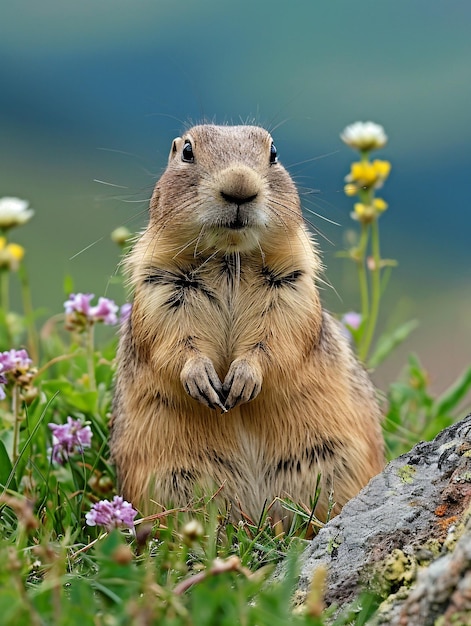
xmin=386 ymin=516 xmax=471 ymax=625
xmin=295 ymin=413 xmax=471 ymax=624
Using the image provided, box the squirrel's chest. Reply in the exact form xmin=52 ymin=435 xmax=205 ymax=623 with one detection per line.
xmin=155 ymin=263 xmax=305 ymax=313
xmin=139 ymin=257 xmax=311 ymax=340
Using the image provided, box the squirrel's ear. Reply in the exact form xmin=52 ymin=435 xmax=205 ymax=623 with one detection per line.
xmin=169 ymin=137 xmax=182 ymax=162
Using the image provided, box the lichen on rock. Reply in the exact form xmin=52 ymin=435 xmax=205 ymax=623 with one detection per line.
xmin=295 ymin=413 xmax=471 ymax=624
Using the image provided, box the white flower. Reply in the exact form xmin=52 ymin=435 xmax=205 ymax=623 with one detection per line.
xmin=340 ymin=121 xmax=388 ymax=151
xmin=0 ymin=197 xmax=34 ymax=230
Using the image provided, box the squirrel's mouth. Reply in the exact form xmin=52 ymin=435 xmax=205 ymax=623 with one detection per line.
xmin=201 ymin=218 xmax=261 ymax=255
xmin=225 ymin=215 xmax=249 ymax=230
xmin=217 ymin=203 xmax=252 ymax=231
xmin=218 ymin=188 xmax=258 ymax=231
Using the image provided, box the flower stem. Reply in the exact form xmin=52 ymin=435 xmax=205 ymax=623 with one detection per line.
xmin=357 ymin=224 xmax=370 ymax=321
xmin=0 ymin=268 xmax=9 ymax=316
xmin=359 ymin=219 xmax=382 ymax=362
xmin=12 ymin=384 xmax=22 ymax=464
xmin=86 ymin=325 xmax=97 ymax=393
xmin=19 ymin=264 xmax=39 ymax=363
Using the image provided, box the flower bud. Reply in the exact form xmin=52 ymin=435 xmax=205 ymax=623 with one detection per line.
xmin=182 ymin=519 xmax=204 ymax=545
xmin=112 ymin=544 xmax=134 ymax=565
xmin=352 ymin=203 xmax=376 ymax=224
xmin=111 ymin=226 xmax=132 ymax=247
xmin=344 ymin=183 xmax=358 ymax=197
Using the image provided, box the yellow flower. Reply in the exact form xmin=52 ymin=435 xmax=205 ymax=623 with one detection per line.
xmin=351 ymin=198 xmax=389 ymax=224
xmin=349 ymin=162 xmax=379 ymax=187
xmin=372 ymin=159 xmax=391 ymax=181
xmin=346 ymin=159 xmax=392 ymax=190
xmin=6 ymin=243 xmax=25 ymax=262
xmin=0 ymin=237 xmax=25 ymax=271
xmin=352 ymin=203 xmax=376 ymax=223
xmin=374 ymin=198 xmax=388 ymax=213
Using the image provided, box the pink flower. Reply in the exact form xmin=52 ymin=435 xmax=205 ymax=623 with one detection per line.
xmin=64 ymin=293 xmax=119 ymax=330
xmin=0 ymin=349 xmax=33 ymax=398
xmin=90 ymin=297 xmax=119 ymax=325
xmin=85 ymin=496 xmax=137 ymax=530
xmin=48 ymin=417 xmax=92 ymax=464
xmin=64 ymin=293 xmax=94 ymax=317
xmin=340 ymin=312 xmax=362 ymax=342
xmin=0 ymin=374 xmax=7 ymax=401
xmin=0 ymin=348 xmax=32 ymax=373
xmin=341 ymin=312 xmax=362 ymax=331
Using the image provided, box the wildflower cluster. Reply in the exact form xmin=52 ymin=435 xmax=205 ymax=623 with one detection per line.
xmin=342 ymin=121 xmax=391 ymax=224
xmin=85 ymin=495 xmax=137 ymax=531
xmin=340 ymin=121 xmax=395 ymax=362
xmin=63 ymin=294 xmax=130 ymax=393
xmin=48 ymin=416 xmax=92 ymax=464
xmin=64 ymin=293 xmax=132 ymax=333
xmin=0 ymin=197 xmax=32 ymax=271
xmin=64 ymin=293 xmax=119 ymax=331
xmin=0 ymin=348 xmax=34 ymax=400
xmin=0 ymin=198 xmax=33 ymax=331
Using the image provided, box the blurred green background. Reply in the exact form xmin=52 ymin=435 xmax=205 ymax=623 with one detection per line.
xmin=1 ymin=0 xmax=470 ymax=393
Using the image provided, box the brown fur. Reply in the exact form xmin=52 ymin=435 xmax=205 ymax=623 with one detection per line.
xmin=110 ymin=124 xmax=384 ymax=523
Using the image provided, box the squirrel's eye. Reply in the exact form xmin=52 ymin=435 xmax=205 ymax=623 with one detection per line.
xmin=269 ymin=142 xmax=278 ymax=164
xmin=182 ymin=140 xmax=195 ymax=163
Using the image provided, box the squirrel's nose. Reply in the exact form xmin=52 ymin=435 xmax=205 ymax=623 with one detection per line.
xmin=218 ymin=165 xmax=261 ymax=205
xmin=220 ymin=190 xmax=258 ymax=205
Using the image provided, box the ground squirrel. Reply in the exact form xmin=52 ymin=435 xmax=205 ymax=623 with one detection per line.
xmin=110 ymin=124 xmax=384 ymax=524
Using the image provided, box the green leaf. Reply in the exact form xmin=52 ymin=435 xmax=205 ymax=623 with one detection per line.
xmin=0 ymin=439 xmax=17 ymax=492
xmin=91 ymin=531 xmax=141 ymax=605
xmin=434 ymin=366 xmax=471 ymax=418
xmin=0 ymin=307 xmax=12 ymax=350
xmin=368 ymin=320 xmax=419 ymax=369
xmin=64 ymin=579 xmax=99 ymax=625
xmin=97 ymin=529 xmax=125 ymax=558
xmin=0 ymin=587 xmax=30 ymax=624
xmin=63 ymin=274 xmax=75 ymax=296
xmin=332 ymin=591 xmax=382 ymax=625
xmin=41 ymin=381 xmax=97 ymax=412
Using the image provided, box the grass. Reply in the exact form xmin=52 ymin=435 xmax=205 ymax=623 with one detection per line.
xmin=1 ymin=315 xmax=466 ymax=626
xmin=1 ymin=124 xmax=470 ymax=624
xmin=0 ymin=293 xmax=377 ymax=626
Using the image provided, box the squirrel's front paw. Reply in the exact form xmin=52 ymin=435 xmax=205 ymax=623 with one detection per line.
xmin=222 ymin=358 xmax=262 ymax=410
xmin=181 ymin=356 xmax=226 ymax=411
